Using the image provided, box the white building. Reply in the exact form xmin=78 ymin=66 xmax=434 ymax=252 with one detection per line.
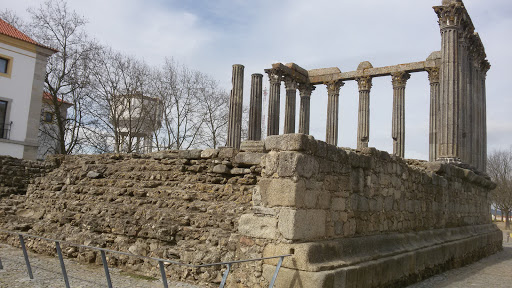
xmin=112 ymin=93 xmax=162 ymax=153
xmin=0 ymin=18 xmax=56 ymax=160
xmin=37 ymin=92 xmax=73 ymax=159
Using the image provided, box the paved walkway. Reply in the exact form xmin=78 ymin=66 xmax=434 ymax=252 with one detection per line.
xmin=407 ymin=236 xmax=512 ymax=288
xmin=0 ymin=243 xmax=199 ymax=288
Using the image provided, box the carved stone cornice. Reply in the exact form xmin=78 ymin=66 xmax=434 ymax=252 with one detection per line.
xmin=426 ymin=67 xmax=440 ymax=84
xmin=325 ymin=80 xmax=344 ymax=95
xmin=391 ymin=72 xmax=411 ymax=88
xmin=356 ymin=76 xmax=373 ymax=92
xmin=284 ymin=77 xmax=298 ymax=90
xmin=298 ymin=83 xmax=315 ymax=97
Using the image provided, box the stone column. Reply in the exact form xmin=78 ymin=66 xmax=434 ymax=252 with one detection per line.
xmin=226 ymin=64 xmax=244 ymax=149
xmin=466 ymin=45 xmax=476 ymax=167
xmin=325 ymin=80 xmax=344 ymax=146
xmin=426 ymin=67 xmax=440 ymax=162
xmin=391 ymin=72 xmax=410 ymax=158
xmin=356 ymin=76 xmax=372 ymax=149
xmin=470 ymin=53 xmax=480 ymax=169
xmin=266 ymin=69 xmax=282 ymax=136
xmin=248 ymin=73 xmax=263 ymax=141
xmin=434 ymin=3 xmax=464 ymax=162
xmin=481 ymin=61 xmax=490 ymax=171
xmin=284 ymin=78 xmax=298 ymax=134
xmin=298 ymin=84 xmax=315 ymax=135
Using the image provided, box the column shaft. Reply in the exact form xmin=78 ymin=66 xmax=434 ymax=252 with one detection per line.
xmin=284 ymin=79 xmax=298 ymax=134
xmin=391 ymin=72 xmax=410 ymax=158
xmin=435 ymin=4 xmax=465 ymax=162
xmin=298 ymin=84 xmax=314 ymax=134
xmin=226 ymin=64 xmax=244 ymax=149
xmin=356 ymin=76 xmax=372 ymax=149
xmin=248 ymin=73 xmax=263 ymax=141
xmin=427 ymin=68 xmax=440 ymax=162
xmin=325 ymin=81 xmax=343 ymax=146
xmin=266 ymin=70 xmax=281 ymax=136
xmin=458 ymin=36 xmax=468 ymax=163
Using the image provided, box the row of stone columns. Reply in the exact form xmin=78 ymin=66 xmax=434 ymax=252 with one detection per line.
xmin=434 ymin=1 xmax=489 ymax=170
xmin=239 ymin=66 xmax=411 ymax=157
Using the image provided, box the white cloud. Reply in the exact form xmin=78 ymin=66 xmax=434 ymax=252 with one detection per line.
xmin=3 ymin=0 xmax=511 ymax=158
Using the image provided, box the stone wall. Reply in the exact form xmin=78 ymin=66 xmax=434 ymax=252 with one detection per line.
xmin=0 ymin=134 xmax=503 ymax=288
xmin=237 ymin=134 xmax=502 ymax=287
xmin=0 ymin=148 xmax=266 ymax=287
xmin=0 ymin=155 xmax=56 ymax=198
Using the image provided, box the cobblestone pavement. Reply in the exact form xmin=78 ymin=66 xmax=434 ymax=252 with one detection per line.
xmin=408 ymin=235 xmax=512 ymax=288
xmin=0 ymin=243 xmax=200 ymax=288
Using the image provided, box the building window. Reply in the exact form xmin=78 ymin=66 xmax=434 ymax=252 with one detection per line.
xmin=43 ymin=111 xmax=53 ymax=123
xmin=0 ymin=100 xmax=8 ymax=139
xmin=0 ymin=54 xmax=13 ymax=78
xmin=0 ymin=58 xmax=7 ymax=73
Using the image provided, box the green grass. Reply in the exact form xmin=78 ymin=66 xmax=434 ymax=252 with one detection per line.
xmin=120 ymin=271 xmax=159 ymax=281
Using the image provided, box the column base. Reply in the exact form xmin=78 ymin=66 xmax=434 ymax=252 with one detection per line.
xmin=436 ymin=157 xmax=462 ymax=164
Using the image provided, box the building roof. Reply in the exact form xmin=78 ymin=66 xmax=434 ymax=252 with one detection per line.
xmin=0 ymin=18 xmax=58 ymax=52
xmin=43 ymin=92 xmax=73 ymax=106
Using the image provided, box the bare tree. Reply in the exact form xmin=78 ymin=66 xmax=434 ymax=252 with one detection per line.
xmin=18 ymin=0 xmax=96 ymax=157
xmin=152 ymin=59 xmax=205 ymax=150
xmin=2 ymin=1 xmax=96 ymax=157
xmin=196 ymin=80 xmax=230 ymax=149
xmin=0 ymin=10 xmax=30 ymax=33
xmin=487 ymin=147 xmax=512 ymax=229
xmin=85 ymin=47 xmax=155 ymax=153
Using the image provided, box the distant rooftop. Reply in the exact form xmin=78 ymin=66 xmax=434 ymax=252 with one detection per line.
xmin=0 ymin=17 xmax=57 ymax=52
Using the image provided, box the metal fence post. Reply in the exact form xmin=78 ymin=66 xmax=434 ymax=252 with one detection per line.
xmin=268 ymin=256 xmax=285 ymax=288
xmin=18 ymin=234 xmax=33 ymax=279
xmin=100 ymin=250 xmax=113 ymax=288
xmin=219 ymin=263 xmax=232 ymax=288
xmin=158 ymin=261 xmax=169 ymax=288
xmin=55 ymin=241 xmax=71 ymax=288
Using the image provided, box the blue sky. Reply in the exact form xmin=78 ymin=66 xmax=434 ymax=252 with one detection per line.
xmin=3 ymin=0 xmax=512 ymax=160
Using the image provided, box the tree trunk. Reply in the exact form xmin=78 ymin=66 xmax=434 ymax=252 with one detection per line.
xmin=507 ymin=210 xmax=511 ymax=230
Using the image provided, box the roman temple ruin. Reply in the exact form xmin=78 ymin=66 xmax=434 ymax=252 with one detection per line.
xmin=0 ymin=1 xmax=501 ymax=288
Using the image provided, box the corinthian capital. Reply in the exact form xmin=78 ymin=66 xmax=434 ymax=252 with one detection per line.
xmin=265 ymin=69 xmax=282 ymax=85
xmin=356 ymin=76 xmax=373 ymax=92
xmin=325 ymin=80 xmax=344 ymax=95
xmin=426 ymin=67 xmax=440 ymax=84
xmin=284 ymin=77 xmax=298 ymax=90
xmin=434 ymin=4 xmax=465 ymax=30
xmin=391 ymin=72 xmax=411 ymax=89
xmin=298 ymin=83 xmax=315 ymax=97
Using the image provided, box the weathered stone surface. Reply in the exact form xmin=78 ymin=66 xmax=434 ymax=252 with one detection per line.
xmin=264 ymin=133 xmax=317 ymax=153
xmin=238 ymin=214 xmax=279 ymax=239
xmin=240 ymin=140 xmax=265 ymax=152
xmin=212 ymin=164 xmax=230 ymax=174
xmin=217 ymin=147 xmax=238 ymax=159
xmin=277 ymin=151 xmax=319 ymax=178
xmin=86 ymin=171 xmax=102 ymax=179
xmin=178 ymin=149 xmax=202 ymax=159
xmin=278 ymin=209 xmax=326 ymax=240
xmin=258 ymin=178 xmax=306 ymax=208
xmin=0 ymin=155 xmax=54 ymax=198
xmin=200 ymin=148 xmax=218 ymax=159
xmin=0 ymin=150 xmax=262 ymax=287
xmin=233 ymin=152 xmax=265 ymax=166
